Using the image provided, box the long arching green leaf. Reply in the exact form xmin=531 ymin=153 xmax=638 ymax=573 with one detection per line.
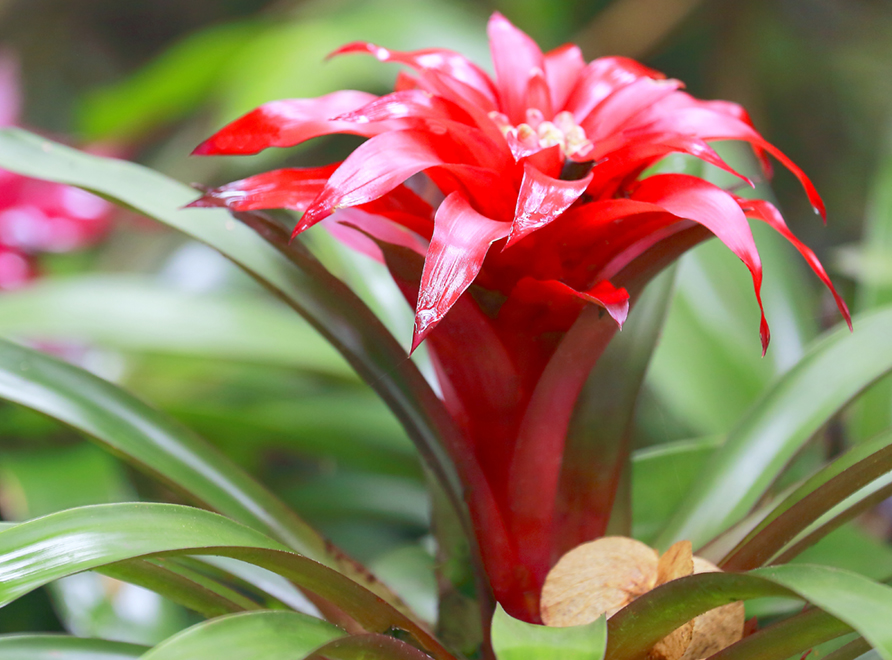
xmin=0 ymin=340 xmax=323 ymax=562
xmin=706 ymin=607 xmax=851 ymax=660
xmin=770 ymin=475 xmax=892 ymax=566
xmin=657 ymin=306 xmax=892 ymax=549
xmin=0 ymin=503 xmax=452 ymax=660
xmin=308 ymin=634 xmax=435 ymax=660
xmin=0 ymin=127 xmax=467 ymax=535
xmin=721 ymin=429 xmax=892 ymax=570
xmin=630 ymin=435 xmax=722 ymax=543
xmin=0 ymin=634 xmax=146 ymax=659
xmin=140 ymin=610 xmax=343 ymax=660
xmin=851 ymin=130 xmax=892 ymax=441
xmin=0 ymin=275 xmax=352 ymax=375
xmin=824 ymin=638 xmax=872 ymax=660
xmin=100 ymin=557 xmax=261 ymax=618
xmin=606 ymin=564 xmax=892 ymax=660
xmin=0 ymin=338 xmax=419 ymax=617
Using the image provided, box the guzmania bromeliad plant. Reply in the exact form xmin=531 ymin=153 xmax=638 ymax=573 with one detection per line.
xmin=3 ymin=11 xmax=892 ymax=660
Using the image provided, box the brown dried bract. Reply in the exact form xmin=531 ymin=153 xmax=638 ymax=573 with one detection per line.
xmin=540 ymin=537 xmax=744 ymax=660
xmin=649 ymin=541 xmax=695 ymax=660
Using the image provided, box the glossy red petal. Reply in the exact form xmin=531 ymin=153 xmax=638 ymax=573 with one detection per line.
xmin=525 ymin=68 xmax=553 ymax=119
xmin=298 ymin=128 xmax=511 ymax=234
xmin=412 ymin=193 xmax=510 ymax=350
xmin=632 ymin=106 xmax=825 ymax=219
xmin=187 ymin=164 xmax=340 ymax=212
xmin=506 ymin=162 xmax=593 ymax=247
xmin=358 ymin=185 xmax=435 ymax=237
xmin=521 ymin=144 xmax=563 ymax=179
xmin=192 ymin=91 xmax=385 ymax=156
xmin=693 ymin=97 xmax=772 ymax=174
xmin=332 ymin=89 xmax=475 ymax=125
xmin=543 ymin=43 xmax=585 ymax=112
xmin=739 ymin=197 xmax=851 ymax=329
xmin=394 ymin=71 xmax=420 ymax=92
xmin=538 ymin=279 xmax=629 ymax=328
xmin=331 ymin=41 xmax=497 ymax=105
xmin=564 ymin=56 xmax=664 ymax=122
xmin=581 ymin=77 xmax=684 ymax=141
xmin=589 ymin=134 xmax=752 ymax=198
xmin=0 ymin=50 xmax=21 ymax=126
xmin=413 ymin=70 xmax=505 ymax=147
xmin=487 ymin=13 xmax=545 ymax=124
xmin=633 ymin=173 xmax=770 ymax=353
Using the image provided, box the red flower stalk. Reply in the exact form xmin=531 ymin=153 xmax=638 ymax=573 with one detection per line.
xmin=191 ymin=14 xmax=851 ymax=622
xmin=0 ymin=52 xmax=113 ymax=290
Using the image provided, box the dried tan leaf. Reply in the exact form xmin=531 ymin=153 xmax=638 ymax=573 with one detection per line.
xmin=678 ymin=557 xmax=745 ymax=660
xmin=657 ymin=540 xmax=694 ymax=586
xmin=646 ymin=540 xmax=697 ymax=660
xmin=540 ymin=536 xmax=658 ymax=626
xmin=540 ymin=538 xmax=745 ymax=660
xmin=649 ymin=620 xmax=694 ymax=660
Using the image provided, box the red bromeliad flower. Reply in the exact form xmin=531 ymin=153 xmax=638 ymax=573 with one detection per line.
xmin=0 ymin=52 xmax=113 ymax=290
xmin=191 ymin=14 xmax=851 ymax=622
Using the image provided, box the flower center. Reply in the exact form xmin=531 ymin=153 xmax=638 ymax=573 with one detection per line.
xmin=489 ymin=109 xmax=593 ymax=159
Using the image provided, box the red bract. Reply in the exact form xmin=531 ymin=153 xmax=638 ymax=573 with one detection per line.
xmin=0 ymin=52 xmax=113 ymax=290
xmin=192 ymin=14 xmax=851 ymax=622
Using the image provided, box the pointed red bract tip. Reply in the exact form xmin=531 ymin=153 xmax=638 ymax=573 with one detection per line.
xmin=183 ymin=198 xmax=215 ymax=209
xmin=327 ymin=41 xmax=381 ymax=61
xmin=291 ymin=206 xmax=331 ymax=239
xmin=191 ymin=140 xmax=217 ymax=156
xmin=760 ymin=314 xmax=771 ymax=357
xmin=409 ymin=327 xmax=426 ymax=355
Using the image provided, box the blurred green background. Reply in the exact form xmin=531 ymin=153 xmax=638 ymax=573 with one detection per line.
xmin=2 ymin=0 xmax=892 ymax=643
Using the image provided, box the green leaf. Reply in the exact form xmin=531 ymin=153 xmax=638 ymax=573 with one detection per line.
xmin=308 ymin=633 xmax=436 ymax=660
xmin=0 ymin=443 xmax=188 ymax=643
xmin=287 ymin=473 xmax=428 ymax=528
xmin=824 ymin=638 xmax=872 ymax=660
xmin=490 ymin=604 xmax=606 ymax=660
xmin=0 ymin=503 xmax=286 ymax=607
xmin=630 ymin=435 xmax=722 ymax=543
xmin=0 ymin=634 xmax=146 ymax=659
xmin=0 ymin=337 xmax=329 ymax=563
xmin=368 ymin=545 xmax=437 ymax=625
xmin=752 ymin=565 xmax=892 ymax=659
xmin=850 ymin=131 xmax=892 ymax=442
xmin=606 ymin=564 xmax=892 ymax=660
xmin=0 ymin=503 xmax=451 ymax=660
xmin=0 ymin=126 xmax=468 ymax=549
xmin=140 ymin=610 xmax=343 ymax=660
xmin=721 ymin=429 xmax=892 ymax=569
xmin=657 ymin=306 xmax=892 ymax=550
xmin=171 ymin=395 xmax=419 ymax=479
xmin=793 ymin=523 xmax=892 ymax=581
xmin=706 ymin=606 xmax=851 ymax=660
xmin=0 ymin=443 xmax=132 ymax=520
xmin=0 ymin=275 xmax=352 ymax=375
xmin=100 ymin=557 xmax=260 ymax=618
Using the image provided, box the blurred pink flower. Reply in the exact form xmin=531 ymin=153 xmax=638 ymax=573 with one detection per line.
xmin=0 ymin=52 xmax=113 ymax=290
